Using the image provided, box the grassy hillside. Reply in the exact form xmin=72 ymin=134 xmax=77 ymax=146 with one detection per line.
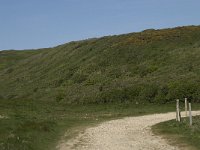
xmin=0 ymin=50 xmax=39 ymax=71
xmin=0 ymin=26 xmax=200 ymax=104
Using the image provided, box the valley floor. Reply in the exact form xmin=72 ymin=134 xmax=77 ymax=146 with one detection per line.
xmin=58 ymin=111 xmax=200 ymax=150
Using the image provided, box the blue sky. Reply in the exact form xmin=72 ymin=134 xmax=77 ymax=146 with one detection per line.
xmin=0 ymin=0 xmax=200 ymax=50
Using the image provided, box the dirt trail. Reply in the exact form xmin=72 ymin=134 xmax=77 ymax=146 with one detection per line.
xmin=58 ymin=111 xmax=200 ymax=150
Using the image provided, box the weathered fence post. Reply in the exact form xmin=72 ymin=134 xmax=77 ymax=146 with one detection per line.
xmin=185 ymin=98 xmax=188 ymax=117
xmin=189 ymin=103 xmax=192 ymax=126
xmin=176 ymin=99 xmax=181 ymax=122
xmin=176 ymin=99 xmax=178 ymax=121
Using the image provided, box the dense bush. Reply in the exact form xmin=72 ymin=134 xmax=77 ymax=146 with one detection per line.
xmin=167 ymin=80 xmax=200 ymax=102
xmin=0 ymin=26 xmax=200 ymax=104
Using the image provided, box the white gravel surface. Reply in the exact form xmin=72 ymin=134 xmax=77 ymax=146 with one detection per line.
xmin=58 ymin=111 xmax=200 ymax=150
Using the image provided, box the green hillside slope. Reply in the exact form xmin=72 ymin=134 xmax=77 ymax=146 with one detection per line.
xmin=0 ymin=26 xmax=200 ymax=104
xmin=0 ymin=50 xmax=39 ymax=71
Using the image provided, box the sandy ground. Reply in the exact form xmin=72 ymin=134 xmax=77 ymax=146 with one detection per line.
xmin=58 ymin=111 xmax=200 ymax=150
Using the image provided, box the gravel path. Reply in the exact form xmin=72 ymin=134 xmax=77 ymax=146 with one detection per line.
xmin=58 ymin=111 xmax=200 ymax=150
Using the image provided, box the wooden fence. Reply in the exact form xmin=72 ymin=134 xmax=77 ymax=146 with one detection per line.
xmin=176 ymin=98 xmax=192 ymax=126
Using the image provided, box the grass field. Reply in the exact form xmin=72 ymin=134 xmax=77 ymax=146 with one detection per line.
xmin=152 ymin=113 xmax=200 ymax=150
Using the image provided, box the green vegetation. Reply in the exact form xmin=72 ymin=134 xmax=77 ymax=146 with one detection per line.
xmin=152 ymin=115 xmax=200 ymax=150
xmin=1 ymin=25 xmax=200 ymax=149
xmin=0 ymin=99 xmax=176 ymax=150
xmin=0 ymin=26 xmax=200 ymax=104
xmin=0 ymin=50 xmax=39 ymax=71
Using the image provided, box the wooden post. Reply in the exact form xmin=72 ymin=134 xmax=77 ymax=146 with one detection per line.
xmin=176 ymin=99 xmax=178 ymax=121
xmin=185 ymin=98 xmax=188 ymax=117
xmin=176 ymin=99 xmax=181 ymax=122
xmin=189 ymin=103 xmax=192 ymax=126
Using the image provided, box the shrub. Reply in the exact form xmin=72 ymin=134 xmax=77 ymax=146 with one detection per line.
xmin=139 ymin=84 xmax=158 ymax=103
xmin=97 ymin=86 xmax=141 ymax=103
xmin=167 ymin=80 xmax=200 ymax=102
xmin=155 ymin=85 xmax=169 ymax=104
